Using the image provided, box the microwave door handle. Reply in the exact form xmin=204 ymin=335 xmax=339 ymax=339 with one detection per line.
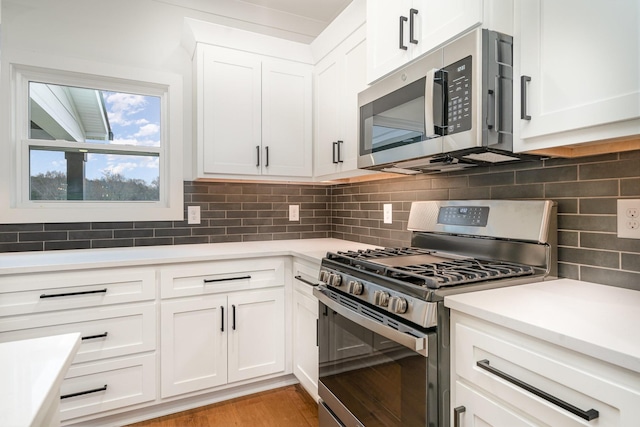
xmin=424 ymin=68 xmax=439 ymax=138
xmin=424 ymin=68 xmax=435 ymax=138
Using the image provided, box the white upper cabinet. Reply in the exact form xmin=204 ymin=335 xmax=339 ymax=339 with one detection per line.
xmin=514 ymin=0 xmax=640 ymax=152
xmin=366 ymin=0 xmax=483 ymax=83
xmin=198 ymin=45 xmax=262 ymax=176
xmin=314 ymin=26 xmax=372 ymax=178
xmin=194 ymin=42 xmax=313 ymax=180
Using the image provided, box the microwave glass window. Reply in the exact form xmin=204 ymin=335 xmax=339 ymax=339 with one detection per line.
xmin=360 ymin=78 xmax=426 ymax=155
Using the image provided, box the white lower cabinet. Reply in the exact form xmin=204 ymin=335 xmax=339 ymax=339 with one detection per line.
xmin=0 ymin=266 xmax=158 ymax=426
xmin=292 ymin=259 xmax=320 ymax=400
xmin=60 ymin=354 xmax=156 ymax=422
xmin=160 ymin=260 xmax=286 ymax=398
xmin=450 ymin=311 xmax=640 ymax=426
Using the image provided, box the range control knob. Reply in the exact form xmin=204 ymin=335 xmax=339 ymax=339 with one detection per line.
xmin=318 ymin=270 xmax=330 ymax=283
xmin=328 ymin=273 xmax=342 ymax=287
xmin=388 ymin=296 xmax=408 ymax=314
xmin=346 ymin=280 xmax=364 ymax=295
xmin=373 ymin=290 xmax=390 ymax=307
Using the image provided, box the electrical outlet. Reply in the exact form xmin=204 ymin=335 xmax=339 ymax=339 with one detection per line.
xmin=383 ymin=204 xmax=393 ymax=224
xmin=289 ymin=205 xmax=300 ymax=221
xmin=187 ymin=206 xmax=201 ymax=225
xmin=617 ymin=199 xmax=640 ymax=239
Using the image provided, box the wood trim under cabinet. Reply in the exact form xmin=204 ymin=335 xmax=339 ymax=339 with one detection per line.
xmin=527 ymin=135 xmax=640 ymax=158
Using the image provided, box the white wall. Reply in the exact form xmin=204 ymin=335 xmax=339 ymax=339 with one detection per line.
xmin=0 ymin=0 xmax=317 ymax=180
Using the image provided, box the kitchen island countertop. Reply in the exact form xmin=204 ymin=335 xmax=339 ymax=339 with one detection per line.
xmin=445 ymin=278 xmax=640 ymax=374
xmin=0 ymin=238 xmax=379 ymax=275
xmin=0 ymin=333 xmax=81 ymax=427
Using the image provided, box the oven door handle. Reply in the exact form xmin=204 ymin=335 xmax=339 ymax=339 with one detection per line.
xmin=314 ymin=288 xmax=428 ymax=357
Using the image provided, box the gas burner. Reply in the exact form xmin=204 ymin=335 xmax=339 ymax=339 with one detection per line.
xmin=327 ymin=248 xmax=535 ymax=289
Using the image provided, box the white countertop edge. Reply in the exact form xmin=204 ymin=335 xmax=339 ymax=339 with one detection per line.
xmin=445 ymin=279 xmax=640 ymax=373
xmin=1 ymin=333 xmax=81 ymax=427
xmin=0 ymin=238 xmax=379 ymax=275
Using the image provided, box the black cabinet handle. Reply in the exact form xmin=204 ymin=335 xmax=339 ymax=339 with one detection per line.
xmin=316 ymin=318 xmax=319 ymax=347
xmin=40 ymin=288 xmax=107 ymax=299
xmin=409 ymin=9 xmax=419 ymax=44
xmin=521 ymin=75 xmax=532 ymax=120
xmin=232 ymin=304 xmax=236 ymax=330
xmin=476 ymin=359 xmax=599 ymax=421
xmin=61 ymin=384 xmax=107 ymax=400
xmin=337 ymin=140 xmax=343 ymax=163
xmin=81 ymin=332 xmax=108 ymax=341
xmin=332 ymin=141 xmax=338 ymax=164
xmin=399 ymin=16 xmax=408 ymax=50
xmin=294 ymin=275 xmax=319 ymax=287
xmin=265 ymin=146 xmax=269 ymax=167
xmin=221 ymin=306 xmax=225 ymax=332
xmin=204 ymin=275 xmax=251 ymax=284
xmin=453 ymin=406 xmax=465 ymax=427
xmin=256 ymin=145 xmax=260 ymax=167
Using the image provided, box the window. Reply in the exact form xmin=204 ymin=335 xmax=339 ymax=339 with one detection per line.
xmin=1 ymin=60 xmax=183 ymax=223
xmin=29 ymin=82 xmax=162 ymax=202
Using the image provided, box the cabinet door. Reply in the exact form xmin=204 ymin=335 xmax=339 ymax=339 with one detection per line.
xmin=199 ymin=45 xmax=262 ymax=175
xmin=228 ymin=288 xmax=285 ymax=383
xmin=415 ymin=0 xmax=481 ymax=59
xmin=366 ymin=0 xmax=482 ymax=83
xmin=454 ymin=381 xmax=538 ymax=427
xmin=314 ymin=50 xmax=343 ymax=177
xmin=160 ymin=294 xmax=228 ymax=398
xmin=366 ymin=0 xmax=414 ymax=83
xmin=517 ymin=0 xmax=640 ymax=148
xmin=262 ymin=59 xmax=312 ymax=177
xmin=292 ymin=261 xmax=320 ymax=400
xmin=341 ymin=31 xmax=368 ymax=172
xmin=314 ymin=26 xmax=370 ymax=179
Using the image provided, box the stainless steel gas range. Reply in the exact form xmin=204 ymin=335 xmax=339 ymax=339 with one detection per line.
xmin=313 ymin=200 xmax=557 ymax=427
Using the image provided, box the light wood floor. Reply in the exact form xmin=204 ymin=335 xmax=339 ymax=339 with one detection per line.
xmin=125 ymin=385 xmax=318 ymax=427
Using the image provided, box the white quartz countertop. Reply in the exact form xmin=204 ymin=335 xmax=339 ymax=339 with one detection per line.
xmin=445 ymin=279 xmax=640 ymax=373
xmin=0 ymin=238 xmax=379 ymax=275
xmin=0 ymin=333 xmax=81 ymax=427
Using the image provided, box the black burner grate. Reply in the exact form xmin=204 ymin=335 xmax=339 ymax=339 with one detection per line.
xmin=328 ymin=247 xmax=535 ymax=289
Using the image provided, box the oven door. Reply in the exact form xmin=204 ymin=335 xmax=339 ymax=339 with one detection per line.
xmin=314 ymin=287 xmax=439 ymax=427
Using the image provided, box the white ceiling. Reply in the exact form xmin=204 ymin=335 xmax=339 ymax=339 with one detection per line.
xmin=158 ymin=0 xmax=353 ymax=43
xmin=239 ymin=0 xmax=353 ymax=25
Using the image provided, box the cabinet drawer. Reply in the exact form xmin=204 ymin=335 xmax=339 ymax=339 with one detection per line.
xmin=60 ymin=353 xmax=156 ymax=422
xmin=160 ymin=258 xmax=285 ymax=298
xmin=293 ymin=259 xmax=320 ymax=297
xmin=453 ymin=314 xmax=640 ymax=426
xmin=0 ymin=304 xmax=155 ymax=364
xmin=0 ymin=267 xmax=156 ymax=317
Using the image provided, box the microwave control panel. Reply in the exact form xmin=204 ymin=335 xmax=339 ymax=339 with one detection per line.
xmin=444 ymin=56 xmax=472 ymax=135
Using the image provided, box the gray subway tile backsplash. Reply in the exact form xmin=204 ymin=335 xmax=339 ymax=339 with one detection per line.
xmin=0 ymin=151 xmax=639 ymax=289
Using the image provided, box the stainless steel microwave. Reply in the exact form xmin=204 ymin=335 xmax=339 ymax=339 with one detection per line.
xmin=358 ymin=28 xmax=528 ymax=174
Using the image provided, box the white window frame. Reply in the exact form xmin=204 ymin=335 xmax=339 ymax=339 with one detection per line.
xmin=0 ymin=53 xmax=183 ymax=223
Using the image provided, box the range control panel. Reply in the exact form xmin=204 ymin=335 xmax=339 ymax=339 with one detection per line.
xmin=444 ymin=55 xmax=472 ymax=135
xmin=438 ymin=206 xmax=489 ymax=226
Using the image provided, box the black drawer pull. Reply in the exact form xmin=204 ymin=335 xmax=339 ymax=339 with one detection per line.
xmin=221 ymin=306 xmax=225 ymax=332
xmin=294 ymin=275 xmax=319 ymax=287
xmin=477 ymin=359 xmax=599 ymax=421
xmin=40 ymin=288 xmax=107 ymax=299
xmin=203 ymin=275 xmax=251 ymax=284
xmin=81 ymin=332 xmax=108 ymax=341
xmin=61 ymin=384 xmax=107 ymax=400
